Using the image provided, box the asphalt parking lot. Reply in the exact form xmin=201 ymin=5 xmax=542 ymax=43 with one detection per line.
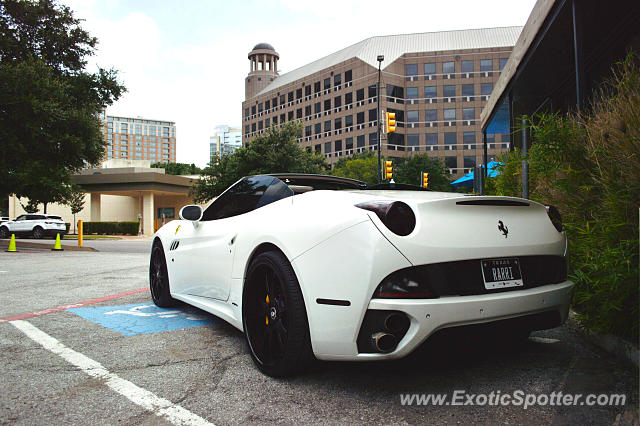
xmin=0 ymin=249 xmax=637 ymax=425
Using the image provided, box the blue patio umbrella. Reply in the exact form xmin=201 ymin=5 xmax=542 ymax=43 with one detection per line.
xmin=450 ymin=161 xmax=503 ymax=187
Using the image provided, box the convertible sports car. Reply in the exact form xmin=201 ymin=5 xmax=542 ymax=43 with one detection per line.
xmin=149 ymin=174 xmax=573 ymax=376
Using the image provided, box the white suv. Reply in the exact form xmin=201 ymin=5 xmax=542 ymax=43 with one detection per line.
xmin=0 ymin=214 xmax=67 ymax=239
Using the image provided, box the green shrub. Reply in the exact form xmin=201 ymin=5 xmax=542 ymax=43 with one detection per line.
xmin=83 ymin=221 xmax=139 ymax=235
xmin=490 ymin=53 xmax=639 ymax=343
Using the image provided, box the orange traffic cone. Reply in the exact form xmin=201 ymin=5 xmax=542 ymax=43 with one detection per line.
xmin=51 ymin=233 xmax=64 ymax=251
xmin=6 ymin=234 xmax=17 ymax=252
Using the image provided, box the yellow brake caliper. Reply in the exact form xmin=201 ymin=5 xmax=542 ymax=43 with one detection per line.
xmin=265 ymin=294 xmax=270 ymax=325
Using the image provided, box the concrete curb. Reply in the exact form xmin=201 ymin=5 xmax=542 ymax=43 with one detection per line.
xmin=567 ymin=310 xmax=639 ymax=369
xmin=0 ymin=240 xmax=97 ymax=252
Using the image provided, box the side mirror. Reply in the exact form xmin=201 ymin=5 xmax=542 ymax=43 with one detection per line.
xmin=179 ymin=205 xmax=203 ymax=222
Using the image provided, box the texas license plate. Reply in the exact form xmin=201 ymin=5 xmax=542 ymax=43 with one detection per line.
xmin=481 ymin=258 xmax=523 ymax=290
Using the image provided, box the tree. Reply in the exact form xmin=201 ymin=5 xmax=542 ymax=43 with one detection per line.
xmin=393 ymin=154 xmax=451 ymax=191
xmin=65 ymin=186 xmax=85 ymax=234
xmin=330 ymin=151 xmax=379 ymax=185
xmin=0 ymin=0 xmax=125 ymax=207
xmin=192 ymin=122 xmax=327 ymax=202
xmin=151 ymin=162 xmax=202 ymax=175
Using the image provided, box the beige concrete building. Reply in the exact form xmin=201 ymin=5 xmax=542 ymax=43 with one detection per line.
xmin=242 ymin=28 xmax=521 ymax=176
xmin=101 ymin=112 xmax=177 ymax=165
xmin=8 ymin=163 xmax=195 ymax=236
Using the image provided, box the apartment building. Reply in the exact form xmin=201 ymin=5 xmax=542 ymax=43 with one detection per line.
xmin=242 ymin=27 xmax=520 ymax=176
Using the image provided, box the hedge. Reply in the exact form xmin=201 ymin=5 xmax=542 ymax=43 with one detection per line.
xmin=82 ymin=221 xmax=139 ymax=235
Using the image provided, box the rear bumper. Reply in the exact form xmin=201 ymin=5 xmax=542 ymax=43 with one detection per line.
xmin=317 ymin=280 xmax=574 ymax=361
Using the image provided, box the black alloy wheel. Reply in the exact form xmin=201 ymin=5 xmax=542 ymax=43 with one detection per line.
xmin=149 ymin=241 xmax=175 ymax=307
xmin=243 ymin=251 xmax=314 ymax=377
xmin=32 ymin=226 xmax=44 ymax=239
xmin=0 ymin=227 xmax=8 ymax=239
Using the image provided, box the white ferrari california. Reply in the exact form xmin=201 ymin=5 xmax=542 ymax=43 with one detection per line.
xmin=149 ymin=174 xmax=573 ymax=376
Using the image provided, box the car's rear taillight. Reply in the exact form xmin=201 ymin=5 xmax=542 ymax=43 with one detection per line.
xmin=374 ymin=268 xmax=437 ymax=299
xmin=356 ymin=200 xmax=416 ymax=236
xmin=545 ymin=205 xmax=563 ymax=232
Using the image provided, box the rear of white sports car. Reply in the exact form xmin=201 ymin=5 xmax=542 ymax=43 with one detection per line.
xmin=290 ymin=191 xmax=573 ymax=361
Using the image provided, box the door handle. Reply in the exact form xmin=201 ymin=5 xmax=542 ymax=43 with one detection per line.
xmin=228 ymin=234 xmax=237 ymax=246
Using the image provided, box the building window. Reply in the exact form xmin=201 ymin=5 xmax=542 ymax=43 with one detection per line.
xmin=464 ymin=156 xmax=476 ymax=168
xmin=280 ymin=94 xmax=285 ymax=104
xmin=461 ymin=60 xmax=474 ymax=72
xmin=346 ymin=137 xmax=353 ymax=150
xmin=287 ymin=111 xmax=293 ymax=121
xmin=463 ymin=131 xmax=475 ymax=143
xmin=324 ymin=99 xmax=331 ymax=111
xmin=368 ymin=108 xmax=377 ymax=122
xmin=296 ymin=88 xmax=302 ymax=99
xmin=314 ymin=123 xmax=321 ymax=134
xmin=314 ymin=102 xmax=321 ymax=113
xmin=305 ymin=85 xmax=311 ymax=96
xmin=481 ymin=83 xmax=493 ymax=95
xmin=444 ymin=109 xmax=456 ymax=121
xmin=273 ymin=116 xmax=278 ymax=125
xmin=272 ymin=97 xmax=278 ymax=107
xmin=265 ymin=100 xmax=270 ymax=110
xmin=357 ymin=111 xmax=364 ymax=124
xmin=357 ymin=135 xmax=365 ymax=147
xmin=314 ymin=82 xmax=321 ymax=93
xmin=407 ymin=134 xmax=419 ymax=150
xmin=407 ymin=110 xmax=419 ymax=122
xmin=424 ymin=63 xmax=436 ymax=75
xmin=345 ymin=115 xmax=353 ymax=126
xmin=386 ymin=85 xmax=404 ymax=103
xmin=324 ymin=142 xmax=331 ymax=153
xmin=345 ymin=70 xmax=352 ymax=82
xmin=462 ymin=84 xmax=474 ymax=96
xmin=258 ymin=103 xmax=263 ymax=113
xmin=334 ymin=140 xmax=342 ymax=152
xmin=334 ymin=95 xmax=342 ymax=108
xmin=356 ymin=88 xmax=364 ymax=101
xmin=443 ymin=61 xmax=455 ymax=73
xmin=305 ymin=105 xmax=311 ymax=116
xmin=265 ymin=118 xmax=270 ymax=127
xmin=296 ymin=108 xmax=302 ymax=119
xmin=426 ymin=133 xmax=438 ymax=146
xmin=335 ymin=117 xmax=342 ymax=129
xmin=324 ymin=120 xmax=331 ymax=132
xmin=425 ymin=110 xmax=437 ymax=122
xmin=324 ymin=77 xmax=331 ymax=90
xmin=369 ymin=132 xmax=377 ymax=145
xmin=368 ymin=85 xmax=377 ymax=98
xmin=405 ymin=64 xmax=418 ymax=77
xmin=315 ymin=144 xmax=321 ymax=153
xmin=245 ymin=108 xmax=250 ymax=118
xmin=334 ymin=73 xmax=341 ymax=86
xmin=345 ymin=92 xmax=353 ymax=105
xmin=444 ymin=132 xmax=457 ymax=146
xmin=443 ymin=85 xmax=456 ymax=97
xmin=288 ymin=91 xmax=294 ymax=102
xmin=424 ymin=86 xmax=436 ymax=98
xmin=407 ymin=87 xmax=418 ymax=99
xmin=462 ymin=108 xmax=475 ymax=120
xmin=480 ymin=59 xmax=493 ymax=71
xmin=499 ymin=58 xmax=508 ymax=70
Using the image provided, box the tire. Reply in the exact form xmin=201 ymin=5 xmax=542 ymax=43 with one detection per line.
xmin=0 ymin=226 xmax=8 ymax=239
xmin=32 ymin=226 xmax=44 ymax=239
xmin=242 ymin=250 xmax=314 ymax=377
xmin=149 ymin=241 xmax=176 ymax=307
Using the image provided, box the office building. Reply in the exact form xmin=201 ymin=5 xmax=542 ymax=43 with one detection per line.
xmin=101 ymin=113 xmax=176 ymax=165
xmin=242 ymin=28 xmax=521 ymax=176
xmin=210 ymin=125 xmax=243 ymax=162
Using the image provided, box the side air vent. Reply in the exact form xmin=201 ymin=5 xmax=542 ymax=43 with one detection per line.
xmin=169 ymin=240 xmax=180 ymax=251
xmin=456 ymin=200 xmax=530 ymax=207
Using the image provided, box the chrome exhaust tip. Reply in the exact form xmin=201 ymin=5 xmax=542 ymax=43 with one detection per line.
xmin=371 ymin=332 xmax=398 ymax=353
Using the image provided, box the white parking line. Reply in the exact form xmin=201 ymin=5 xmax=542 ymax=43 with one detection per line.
xmin=11 ymin=320 xmax=214 ymax=426
xmin=530 ymin=336 xmax=561 ymax=344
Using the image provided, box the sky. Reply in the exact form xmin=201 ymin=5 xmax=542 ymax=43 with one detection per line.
xmin=62 ymin=0 xmax=537 ymax=168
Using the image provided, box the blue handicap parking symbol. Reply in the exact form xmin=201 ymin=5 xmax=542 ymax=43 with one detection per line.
xmin=68 ymin=303 xmax=215 ymax=336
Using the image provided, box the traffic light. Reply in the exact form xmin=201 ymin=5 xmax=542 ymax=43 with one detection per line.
xmin=384 ymin=160 xmax=393 ymax=180
xmin=422 ymin=172 xmax=429 ymax=188
xmin=386 ymin=112 xmax=396 ymax=133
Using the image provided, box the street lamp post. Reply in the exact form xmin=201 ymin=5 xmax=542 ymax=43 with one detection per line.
xmin=377 ymin=55 xmax=384 ymax=184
